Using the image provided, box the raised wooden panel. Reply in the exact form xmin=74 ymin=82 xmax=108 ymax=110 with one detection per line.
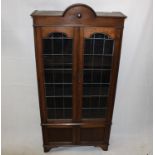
xmin=80 ymin=127 xmax=108 ymax=143
xmin=47 ymin=128 xmax=73 ymax=142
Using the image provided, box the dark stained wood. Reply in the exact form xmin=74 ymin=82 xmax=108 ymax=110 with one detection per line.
xmin=83 ymin=27 xmax=116 ymax=39
xmin=72 ymin=27 xmax=79 ymax=145
xmin=41 ymin=121 xmax=110 ymax=128
xmin=63 ymin=4 xmax=96 ymax=17
xmin=33 ymin=27 xmax=49 ymax=147
xmin=33 ymin=27 xmax=47 ymax=123
xmin=41 ymin=27 xmax=74 ymax=37
xmin=44 ymin=146 xmax=51 ymax=152
xmin=80 ymin=127 xmax=108 ymax=142
xmin=31 ymin=10 xmax=126 ymax=18
xmin=32 ymin=16 xmax=125 ymax=28
xmin=107 ymin=28 xmax=124 ymax=122
xmin=72 ymin=28 xmax=79 ymax=122
xmin=77 ymin=27 xmax=84 ymax=122
xmin=31 ymin=4 xmax=126 ymax=28
xmin=31 ymin=3 xmax=126 ymax=18
xmin=32 ymin=3 xmax=126 ymax=152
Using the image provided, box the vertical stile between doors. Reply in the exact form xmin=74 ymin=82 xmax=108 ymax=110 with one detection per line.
xmin=77 ymin=28 xmax=84 ymax=122
xmin=72 ymin=27 xmax=79 ymax=144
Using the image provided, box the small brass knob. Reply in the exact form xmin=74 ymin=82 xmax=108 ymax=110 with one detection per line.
xmin=77 ymin=13 xmax=82 ymax=18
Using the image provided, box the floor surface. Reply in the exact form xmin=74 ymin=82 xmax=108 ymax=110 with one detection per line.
xmin=2 ymin=133 xmax=152 ymax=155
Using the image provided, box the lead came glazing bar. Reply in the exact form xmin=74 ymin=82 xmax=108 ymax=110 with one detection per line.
xmin=51 ymin=33 xmax=56 ymax=119
xmin=62 ymin=33 xmax=65 ymax=118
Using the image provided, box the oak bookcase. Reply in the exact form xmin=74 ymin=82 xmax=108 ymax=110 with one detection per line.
xmin=31 ymin=4 xmax=126 ymax=152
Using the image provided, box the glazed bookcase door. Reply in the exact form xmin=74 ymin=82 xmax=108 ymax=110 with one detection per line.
xmin=41 ymin=27 xmax=75 ymax=121
xmin=81 ymin=28 xmax=116 ymax=121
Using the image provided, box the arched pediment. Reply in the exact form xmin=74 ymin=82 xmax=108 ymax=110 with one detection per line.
xmin=63 ymin=4 xmax=96 ymax=20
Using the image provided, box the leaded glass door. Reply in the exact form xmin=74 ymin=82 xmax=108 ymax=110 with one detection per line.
xmin=81 ymin=28 xmax=115 ymax=120
xmin=41 ymin=27 xmax=75 ymax=121
xmin=41 ymin=26 xmax=116 ymax=122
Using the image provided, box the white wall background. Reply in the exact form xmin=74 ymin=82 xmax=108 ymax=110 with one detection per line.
xmin=2 ymin=0 xmax=153 ymax=155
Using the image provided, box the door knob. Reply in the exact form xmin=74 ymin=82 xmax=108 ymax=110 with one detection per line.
xmin=77 ymin=13 xmax=82 ymax=18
